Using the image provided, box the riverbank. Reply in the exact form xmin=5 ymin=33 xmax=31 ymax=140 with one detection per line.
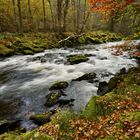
xmin=0 ymin=31 xmax=122 ymax=57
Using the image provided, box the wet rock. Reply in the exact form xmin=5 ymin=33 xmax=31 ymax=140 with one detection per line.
xmin=0 ymin=99 xmax=21 ymax=120
xmin=97 ymin=81 xmax=109 ymax=96
xmin=57 ymin=99 xmax=75 ymax=107
xmin=0 ymin=120 xmax=21 ymax=134
xmin=49 ymin=81 xmax=69 ymax=91
xmin=99 ymin=57 xmax=108 ymax=60
xmin=72 ymin=72 xmax=96 ymax=82
xmin=85 ymin=54 xmax=96 ymax=57
xmin=40 ymin=57 xmax=47 ymax=63
xmin=67 ymin=54 xmax=89 ymax=64
xmin=45 ymin=90 xmax=62 ymax=107
xmin=97 ymin=69 xmax=124 ymax=96
xmin=30 ymin=110 xmax=56 ymax=125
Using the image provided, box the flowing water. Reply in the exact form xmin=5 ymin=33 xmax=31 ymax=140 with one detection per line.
xmin=0 ymin=41 xmax=139 ymax=129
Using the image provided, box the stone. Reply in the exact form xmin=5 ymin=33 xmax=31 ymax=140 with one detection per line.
xmin=30 ymin=110 xmax=56 ymax=125
xmin=57 ymin=99 xmax=75 ymax=107
xmin=49 ymin=81 xmax=69 ymax=91
xmin=97 ymin=81 xmax=109 ymax=96
xmin=0 ymin=120 xmax=21 ymax=134
xmin=45 ymin=90 xmax=62 ymax=107
xmin=72 ymin=72 xmax=96 ymax=82
xmin=67 ymin=54 xmax=89 ymax=64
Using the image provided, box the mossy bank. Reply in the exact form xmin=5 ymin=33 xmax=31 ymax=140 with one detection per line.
xmin=0 ymin=31 xmax=123 ymax=57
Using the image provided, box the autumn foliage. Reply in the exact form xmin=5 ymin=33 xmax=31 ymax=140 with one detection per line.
xmin=88 ymin=0 xmax=135 ymax=17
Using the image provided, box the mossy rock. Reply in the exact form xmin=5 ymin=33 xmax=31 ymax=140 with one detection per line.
xmin=45 ymin=91 xmax=62 ymax=107
xmin=86 ymin=36 xmax=103 ymax=44
xmin=72 ymin=72 xmax=96 ymax=82
xmin=0 ymin=44 xmax=14 ymax=57
xmin=67 ymin=54 xmax=89 ymax=64
xmin=30 ymin=110 xmax=56 ymax=125
xmin=23 ymin=50 xmax=34 ymax=55
xmin=49 ymin=81 xmax=69 ymax=91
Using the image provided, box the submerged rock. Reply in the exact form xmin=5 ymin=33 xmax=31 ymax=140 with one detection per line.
xmin=30 ymin=110 xmax=56 ymax=125
xmin=0 ymin=120 xmax=21 ymax=134
xmin=72 ymin=72 xmax=96 ymax=82
xmin=49 ymin=81 xmax=69 ymax=91
xmin=67 ymin=54 xmax=89 ymax=64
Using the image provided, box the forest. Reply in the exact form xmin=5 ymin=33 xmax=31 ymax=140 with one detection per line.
xmin=0 ymin=0 xmax=140 ymax=140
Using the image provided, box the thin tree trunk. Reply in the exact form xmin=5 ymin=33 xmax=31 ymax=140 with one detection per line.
xmin=80 ymin=12 xmax=90 ymax=33
xmin=48 ymin=0 xmax=55 ymax=30
xmin=71 ymin=0 xmax=76 ymax=31
xmin=12 ymin=0 xmax=17 ymax=21
xmin=28 ymin=0 xmax=32 ymax=20
xmin=17 ymin=0 xmax=23 ymax=33
xmin=42 ymin=0 xmax=46 ymax=30
xmin=57 ymin=0 xmax=63 ymax=33
xmin=63 ymin=0 xmax=69 ymax=32
xmin=76 ymin=0 xmax=81 ymax=33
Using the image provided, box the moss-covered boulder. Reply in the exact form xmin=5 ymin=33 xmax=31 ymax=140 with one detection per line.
xmin=49 ymin=81 xmax=69 ymax=91
xmin=67 ymin=54 xmax=89 ymax=64
xmin=30 ymin=110 xmax=56 ymax=125
xmin=72 ymin=72 xmax=96 ymax=82
xmin=0 ymin=120 xmax=21 ymax=134
xmin=45 ymin=91 xmax=62 ymax=107
xmin=0 ymin=44 xmax=14 ymax=57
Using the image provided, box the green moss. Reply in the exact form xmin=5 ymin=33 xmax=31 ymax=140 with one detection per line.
xmin=67 ymin=54 xmax=89 ymax=64
xmin=23 ymin=50 xmax=34 ymax=55
xmin=49 ymin=81 xmax=69 ymax=90
xmin=0 ymin=131 xmax=53 ymax=140
xmin=82 ymin=96 xmax=99 ymax=120
xmin=121 ymin=112 xmax=140 ymax=122
xmin=0 ymin=45 xmax=14 ymax=56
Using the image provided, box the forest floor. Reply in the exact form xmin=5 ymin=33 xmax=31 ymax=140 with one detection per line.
xmin=0 ymin=31 xmax=140 ymax=140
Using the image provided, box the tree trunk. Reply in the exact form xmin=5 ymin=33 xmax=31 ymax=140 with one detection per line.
xmin=80 ymin=12 xmax=90 ymax=33
xmin=76 ymin=0 xmax=81 ymax=33
xmin=42 ymin=0 xmax=46 ymax=30
xmin=71 ymin=0 xmax=76 ymax=31
xmin=48 ymin=0 xmax=55 ymax=30
xmin=57 ymin=0 xmax=63 ymax=33
xmin=28 ymin=0 xmax=32 ymax=20
xmin=63 ymin=0 xmax=69 ymax=32
xmin=17 ymin=0 xmax=23 ymax=33
xmin=12 ymin=0 xmax=17 ymax=21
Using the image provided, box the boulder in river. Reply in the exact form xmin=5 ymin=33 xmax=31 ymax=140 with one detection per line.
xmin=30 ymin=110 xmax=56 ymax=125
xmin=97 ymin=68 xmax=125 ymax=96
xmin=67 ymin=54 xmax=89 ymax=64
xmin=72 ymin=72 xmax=96 ymax=82
xmin=49 ymin=81 xmax=69 ymax=91
xmin=0 ymin=120 xmax=21 ymax=134
xmin=45 ymin=90 xmax=62 ymax=107
xmin=97 ymin=81 xmax=109 ymax=96
xmin=57 ymin=99 xmax=75 ymax=107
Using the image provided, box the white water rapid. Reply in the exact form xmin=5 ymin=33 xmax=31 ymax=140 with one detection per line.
xmin=0 ymin=40 xmax=139 ymax=129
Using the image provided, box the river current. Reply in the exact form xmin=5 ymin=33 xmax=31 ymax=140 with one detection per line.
xmin=0 ymin=41 xmax=139 ymax=129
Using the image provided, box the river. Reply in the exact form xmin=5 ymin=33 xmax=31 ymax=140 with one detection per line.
xmin=0 ymin=40 xmax=139 ymax=129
